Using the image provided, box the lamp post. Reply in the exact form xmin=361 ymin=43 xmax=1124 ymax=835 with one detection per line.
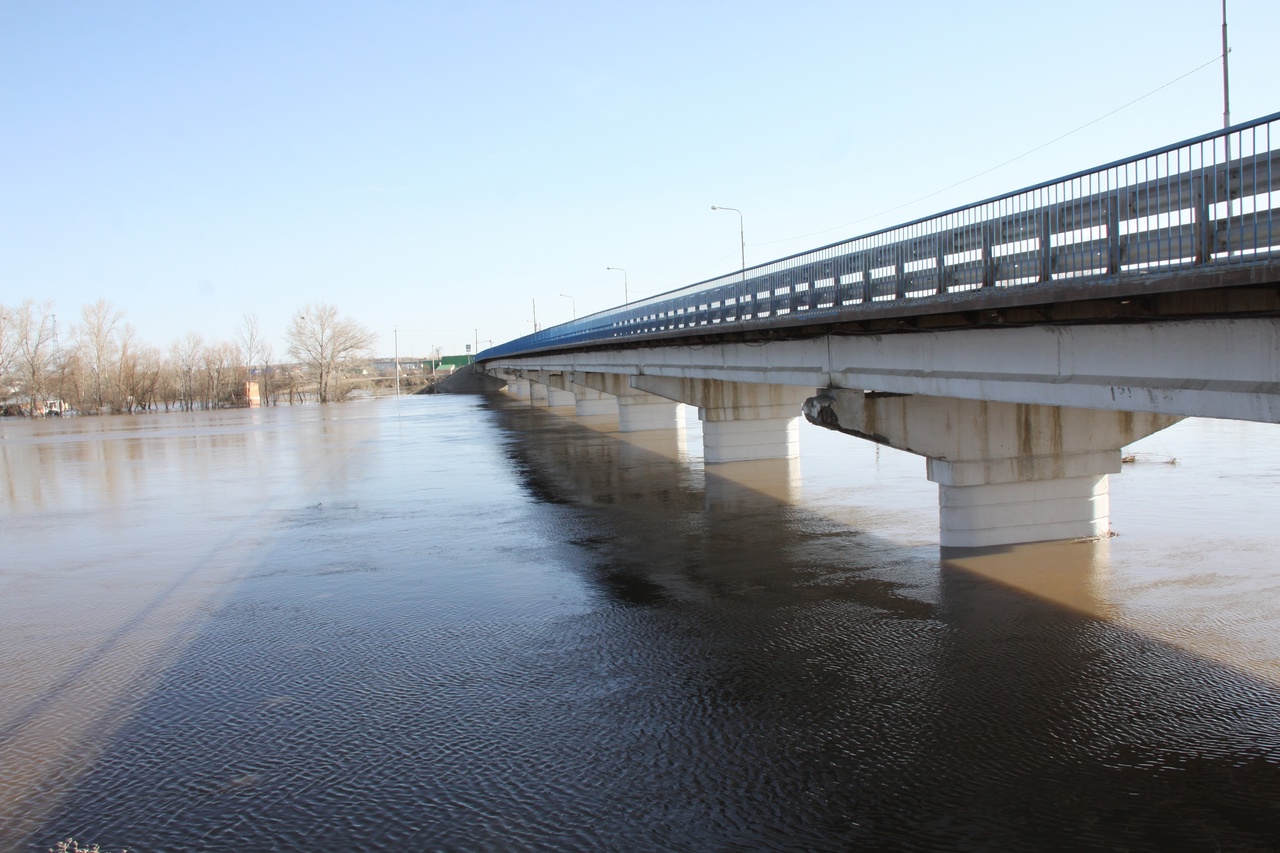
xmin=606 ymin=267 xmax=629 ymax=305
xmin=560 ymin=293 xmax=576 ymax=320
xmin=711 ymin=205 xmax=745 ymax=278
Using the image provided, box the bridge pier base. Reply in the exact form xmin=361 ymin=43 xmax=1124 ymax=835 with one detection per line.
xmin=804 ymin=390 xmax=1180 ymax=548
xmin=506 ymin=378 xmax=531 ymax=399
xmin=633 ymin=377 xmax=811 ymax=463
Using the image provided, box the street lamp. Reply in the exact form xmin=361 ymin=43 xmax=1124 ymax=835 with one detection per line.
xmin=606 ymin=267 xmax=629 ymax=305
xmin=560 ymin=293 xmax=576 ymax=320
xmin=711 ymin=205 xmax=745 ymax=278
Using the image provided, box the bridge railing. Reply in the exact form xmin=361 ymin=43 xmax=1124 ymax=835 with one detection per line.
xmin=482 ymin=111 xmax=1280 ymax=360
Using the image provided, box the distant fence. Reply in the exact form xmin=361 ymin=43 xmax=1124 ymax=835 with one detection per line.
xmin=482 ymin=111 xmax=1279 ymax=360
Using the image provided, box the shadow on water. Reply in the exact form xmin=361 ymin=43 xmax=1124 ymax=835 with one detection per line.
xmin=22 ymin=395 xmax=1280 ymax=851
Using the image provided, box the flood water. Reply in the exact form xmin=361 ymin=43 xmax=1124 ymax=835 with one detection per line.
xmin=2 ymin=394 xmax=1280 ymax=851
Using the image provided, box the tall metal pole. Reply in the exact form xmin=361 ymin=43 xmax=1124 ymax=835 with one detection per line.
xmin=394 ymin=326 xmax=400 ymax=397
xmin=1221 ymin=0 xmax=1231 ymax=133
xmin=711 ymin=205 xmax=745 ymax=278
xmin=1222 ymin=0 xmax=1232 ymax=166
xmin=607 ymin=267 xmax=629 ymax=305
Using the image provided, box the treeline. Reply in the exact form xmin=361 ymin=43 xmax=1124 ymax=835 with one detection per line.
xmin=0 ymin=299 xmax=375 ymax=416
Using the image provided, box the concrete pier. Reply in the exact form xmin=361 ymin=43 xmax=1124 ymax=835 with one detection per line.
xmin=804 ymin=391 xmax=1180 ymax=547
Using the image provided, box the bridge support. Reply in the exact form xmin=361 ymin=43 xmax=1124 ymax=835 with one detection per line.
xmin=571 ymin=384 xmax=619 ymax=417
xmin=504 ymin=377 xmax=531 ymax=399
xmin=564 ymin=372 xmax=681 ymax=432
xmin=522 ymin=373 xmax=575 ymax=408
xmin=633 ymin=377 xmax=812 ymax=463
xmin=804 ymin=390 xmax=1180 ymax=548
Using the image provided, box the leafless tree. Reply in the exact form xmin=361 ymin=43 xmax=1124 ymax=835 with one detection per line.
xmin=286 ymin=303 xmax=375 ymax=403
xmin=116 ymin=327 xmax=162 ymax=412
xmin=200 ymin=341 xmax=239 ymax=409
xmin=255 ymin=343 xmax=279 ymax=406
xmin=170 ymin=331 xmax=204 ymax=411
xmin=76 ymin=299 xmax=124 ymax=412
xmin=12 ymin=299 xmax=56 ymax=415
xmin=238 ymin=313 xmax=268 ymax=406
xmin=0 ymin=303 xmax=17 ymax=392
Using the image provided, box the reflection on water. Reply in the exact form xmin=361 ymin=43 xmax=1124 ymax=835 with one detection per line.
xmin=2 ymin=399 xmax=1279 ymax=850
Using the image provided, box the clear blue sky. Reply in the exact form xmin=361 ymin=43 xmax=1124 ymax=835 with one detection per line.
xmin=2 ymin=1 xmax=1277 ymax=358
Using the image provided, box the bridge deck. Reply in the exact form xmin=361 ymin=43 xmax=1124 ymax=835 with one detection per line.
xmin=482 ymin=112 xmax=1280 ymax=360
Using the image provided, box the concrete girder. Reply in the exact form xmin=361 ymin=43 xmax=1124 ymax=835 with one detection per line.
xmin=487 ymin=317 xmax=1280 ymax=424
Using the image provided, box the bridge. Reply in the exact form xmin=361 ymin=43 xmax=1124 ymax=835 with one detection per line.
xmin=478 ymin=112 xmax=1280 ymax=548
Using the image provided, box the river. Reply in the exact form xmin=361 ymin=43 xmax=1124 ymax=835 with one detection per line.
xmin=2 ymin=394 xmax=1279 ymax=850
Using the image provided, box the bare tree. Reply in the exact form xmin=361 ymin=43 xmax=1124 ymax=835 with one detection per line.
xmin=286 ymin=303 xmax=375 ymax=403
xmin=118 ymin=336 xmax=153 ymax=412
xmin=12 ymin=299 xmax=56 ymax=415
xmin=77 ymin=299 xmax=124 ymax=412
xmin=237 ymin=313 xmax=267 ymax=406
xmin=0 ymin=303 xmax=17 ymax=392
xmin=259 ymin=342 xmax=276 ymax=405
xmin=170 ymin=331 xmax=204 ymax=411
xmin=200 ymin=340 xmax=239 ymax=409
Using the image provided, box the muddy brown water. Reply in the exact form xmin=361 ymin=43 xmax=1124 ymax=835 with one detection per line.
xmin=2 ymin=396 xmax=1279 ymax=851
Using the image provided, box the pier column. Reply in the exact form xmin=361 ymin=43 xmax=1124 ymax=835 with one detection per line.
xmin=632 ymin=376 xmax=812 ymax=463
xmin=804 ymin=390 xmax=1180 ymax=548
xmin=570 ymin=372 xmax=681 ymax=432
xmin=523 ymin=372 xmax=576 ymax=407
xmin=571 ymin=384 xmax=619 ymax=417
xmin=505 ymin=378 xmax=531 ymax=399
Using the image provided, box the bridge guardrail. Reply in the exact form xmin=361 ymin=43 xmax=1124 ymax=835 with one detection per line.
xmin=481 ymin=112 xmax=1279 ymax=361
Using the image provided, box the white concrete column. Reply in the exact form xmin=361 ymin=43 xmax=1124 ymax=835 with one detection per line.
xmin=632 ymin=376 xmax=811 ymax=463
xmin=571 ymin=384 xmax=619 ymax=417
xmin=546 ymin=387 xmax=575 ymax=407
xmin=570 ymin=371 xmax=681 ymax=433
xmin=530 ymin=382 xmax=550 ymax=405
xmin=506 ymin=378 xmax=531 ymax=399
xmin=616 ymin=395 xmax=681 ymax=431
xmin=700 ymin=417 xmax=799 ymax=464
xmin=805 ymin=390 xmax=1181 ymax=548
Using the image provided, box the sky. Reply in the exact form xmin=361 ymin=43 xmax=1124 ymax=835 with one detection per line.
xmin=2 ymin=0 xmax=1278 ymax=359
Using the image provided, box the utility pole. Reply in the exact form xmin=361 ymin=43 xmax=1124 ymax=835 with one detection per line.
xmin=1221 ymin=0 xmax=1231 ymax=133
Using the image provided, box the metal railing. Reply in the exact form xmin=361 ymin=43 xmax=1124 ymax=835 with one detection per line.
xmin=481 ymin=112 xmax=1280 ymax=361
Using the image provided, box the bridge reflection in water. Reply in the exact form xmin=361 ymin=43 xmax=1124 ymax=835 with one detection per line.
xmin=487 ymin=395 xmax=1280 ymax=847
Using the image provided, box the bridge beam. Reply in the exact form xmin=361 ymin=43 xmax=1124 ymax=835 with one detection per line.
xmin=632 ymin=376 xmax=812 ymax=463
xmin=805 ymin=390 xmax=1181 ymax=548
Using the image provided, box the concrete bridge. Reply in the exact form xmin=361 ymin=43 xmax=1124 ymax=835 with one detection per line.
xmin=478 ymin=113 xmax=1280 ymax=548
